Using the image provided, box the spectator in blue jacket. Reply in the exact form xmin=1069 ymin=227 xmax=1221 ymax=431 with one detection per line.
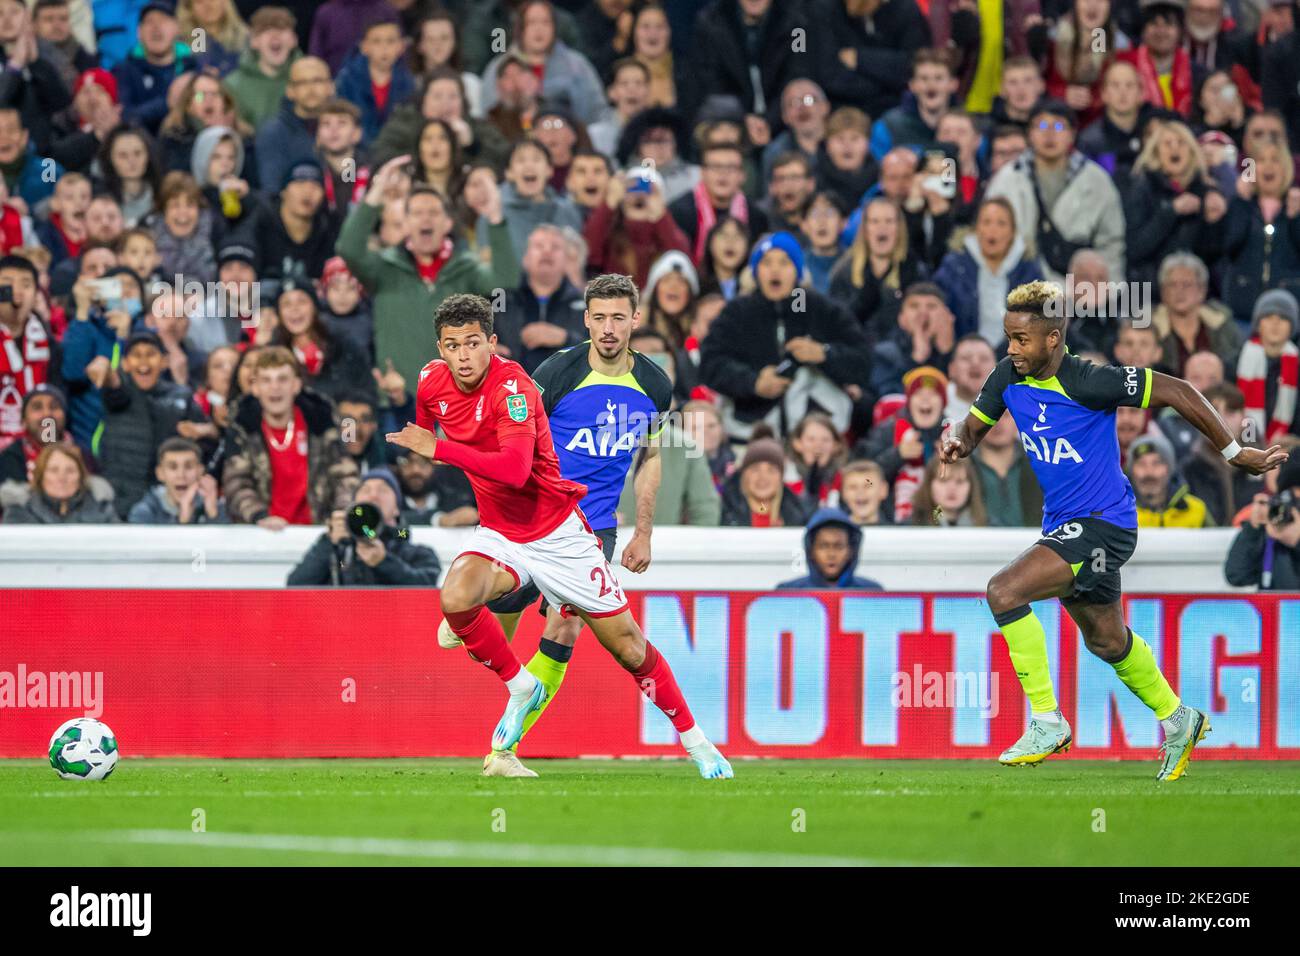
xmin=777 ymin=507 xmax=884 ymax=590
xmin=335 ymin=18 xmax=415 ymax=143
xmin=113 ymin=0 xmax=194 ymax=134
xmin=0 ymin=107 xmax=63 ymax=207
xmin=255 ymin=55 xmax=333 ymax=194
xmin=59 ymin=266 xmax=143 ymax=449
xmin=932 ymin=196 xmax=1041 ymax=344
xmin=91 ymin=0 xmax=148 ymax=70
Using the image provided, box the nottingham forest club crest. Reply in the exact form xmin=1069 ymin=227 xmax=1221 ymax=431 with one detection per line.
xmin=506 ymin=394 xmax=528 ymax=422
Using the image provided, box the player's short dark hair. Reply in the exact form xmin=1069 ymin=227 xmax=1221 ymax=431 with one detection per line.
xmin=1006 ymin=280 xmax=1066 ymax=330
xmin=157 ymin=436 xmax=202 ymax=465
xmin=585 ymin=273 xmax=639 ymax=312
xmin=435 ymin=293 xmax=494 ymax=339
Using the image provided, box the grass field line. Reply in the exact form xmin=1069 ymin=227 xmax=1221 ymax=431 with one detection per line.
xmin=16 ymin=785 xmax=1300 ymax=800
xmin=87 ymin=829 xmax=935 ymax=867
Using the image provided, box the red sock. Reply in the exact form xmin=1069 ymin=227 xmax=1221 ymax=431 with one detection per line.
xmin=631 ymin=642 xmax=695 ymax=733
xmin=444 ymin=606 xmax=521 ymax=682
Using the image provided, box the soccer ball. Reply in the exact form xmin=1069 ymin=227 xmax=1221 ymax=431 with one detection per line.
xmin=48 ymin=718 xmax=119 ymax=781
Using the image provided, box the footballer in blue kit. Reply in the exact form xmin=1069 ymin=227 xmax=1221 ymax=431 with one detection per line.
xmin=440 ymin=273 xmax=675 ymax=777
xmin=942 ymin=281 xmax=1288 ymax=779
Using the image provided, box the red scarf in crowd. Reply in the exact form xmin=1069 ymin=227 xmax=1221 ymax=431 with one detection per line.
xmin=0 ymin=315 xmax=50 ymax=448
xmin=691 ymin=179 xmax=748 ymax=264
xmin=891 ymin=416 xmax=926 ymax=523
xmin=413 ymin=236 xmax=455 ymax=285
xmin=1129 ymin=45 xmax=1193 ymax=116
xmin=1238 ymin=336 xmax=1299 ymax=444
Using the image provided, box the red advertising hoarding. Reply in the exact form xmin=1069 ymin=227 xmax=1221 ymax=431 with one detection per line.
xmin=1 ymin=589 xmax=1296 ymax=759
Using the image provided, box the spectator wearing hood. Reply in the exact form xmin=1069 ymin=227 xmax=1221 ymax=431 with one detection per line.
xmin=335 ymin=17 xmax=417 ymax=142
xmin=701 ymin=231 xmax=871 ymax=437
xmin=933 ymin=197 xmax=1043 ymax=343
xmin=1236 ymin=289 xmax=1299 ymax=444
xmin=584 ymin=165 xmax=690 ymax=291
xmin=720 ymin=430 xmax=812 ymax=527
xmin=1127 ymin=429 xmax=1213 ymax=527
xmin=287 ymin=468 xmax=443 ymax=587
xmin=191 ymin=124 xmax=262 ymax=237
xmin=224 ymin=6 xmax=301 ymax=130
xmin=778 ymin=506 xmax=883 ymax=590
xmin=113 ymin=1 xmax=195 ymax=135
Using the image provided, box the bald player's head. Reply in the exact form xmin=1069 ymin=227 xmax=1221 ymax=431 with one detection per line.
xmin=287 ymin=57 xmax=334 ymax=116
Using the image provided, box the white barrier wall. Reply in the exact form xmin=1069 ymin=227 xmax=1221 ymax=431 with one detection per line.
xmin=0 ymin=525 xmax=1248 ymax=592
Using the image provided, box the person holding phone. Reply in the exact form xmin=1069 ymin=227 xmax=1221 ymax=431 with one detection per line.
xmin=583 ymin=165 xmax=689 ymax=289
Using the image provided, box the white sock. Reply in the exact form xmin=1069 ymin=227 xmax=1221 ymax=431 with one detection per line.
xmin=1032 ymin=710 xmax=1062 ymax=725
xmin=679 ymin=724 xmax=707 ymax=751
xmin=505 ymin=670 xmax=536 ymax=698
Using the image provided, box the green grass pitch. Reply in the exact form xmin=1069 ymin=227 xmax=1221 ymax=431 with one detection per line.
xmin=3 ymin=759 xmax=1298 ymax=866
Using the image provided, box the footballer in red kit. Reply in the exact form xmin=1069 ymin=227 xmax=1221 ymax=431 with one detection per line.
xmin=387 ymin=293 xmax=732 ymax=779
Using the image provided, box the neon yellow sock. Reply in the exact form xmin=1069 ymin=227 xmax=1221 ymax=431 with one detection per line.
xmin=1112 ymin=631 xmax=1180 ymax=720
xmin=513 ymin=650 xmax=568 ymax=752
xmin=1000 ymin=611 xmax=1059 ymax=714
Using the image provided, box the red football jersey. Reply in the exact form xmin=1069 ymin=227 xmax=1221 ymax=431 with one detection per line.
xmin=416 ymin=353 xmax=586 ymax=542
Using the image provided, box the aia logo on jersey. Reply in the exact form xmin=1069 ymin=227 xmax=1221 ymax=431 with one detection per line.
xmin=1022 ymin=433 xmax=1084 ymax=464
xmin=566 ymin=428 xmax=638 ymax=457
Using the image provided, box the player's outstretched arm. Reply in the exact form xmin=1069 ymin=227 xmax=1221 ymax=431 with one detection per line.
xmin=1148 ymin=371 xmax=1290 ymax=476
xmin=385 ymin=423 xmax=437 ymax=459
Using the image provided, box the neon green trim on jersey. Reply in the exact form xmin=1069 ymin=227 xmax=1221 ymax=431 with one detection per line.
xmin=1013 ymin=374 xmax=1071 ymax=399
xmin=574 ymin=369 xmax=646 ymax=395
xmin=1141 ymin=367 xmax=1153 ymax=409
xmin=1070 ymin=561 xmax=1083 ymax=577
xmin=969 ymin=405 xmax=997 ymax=426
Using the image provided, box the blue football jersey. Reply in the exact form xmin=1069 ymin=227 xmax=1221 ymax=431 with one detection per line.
xmin=532 ymin=344 xmax=673 ymax=530
xmin=970 ymin=354 xmax=1154 ymax=532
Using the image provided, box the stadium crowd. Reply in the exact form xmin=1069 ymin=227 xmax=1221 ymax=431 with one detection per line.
xmin=0 ymin=0 xmax=1297 ymax=587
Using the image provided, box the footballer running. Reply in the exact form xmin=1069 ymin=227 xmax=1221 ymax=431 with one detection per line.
xmin=387 ymin=292 xmax=732 ymax=780
xmin=437 ymin=273 xmax=674 ymax=777
xmin=940 ymin=280 xmax=1288 ymax=780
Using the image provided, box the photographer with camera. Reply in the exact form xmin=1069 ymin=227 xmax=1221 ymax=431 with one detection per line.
xmin=286 ymin=469 xmax=442 ymax=586
xmin=1225 ymin=459 xmax=1300 ymax=591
